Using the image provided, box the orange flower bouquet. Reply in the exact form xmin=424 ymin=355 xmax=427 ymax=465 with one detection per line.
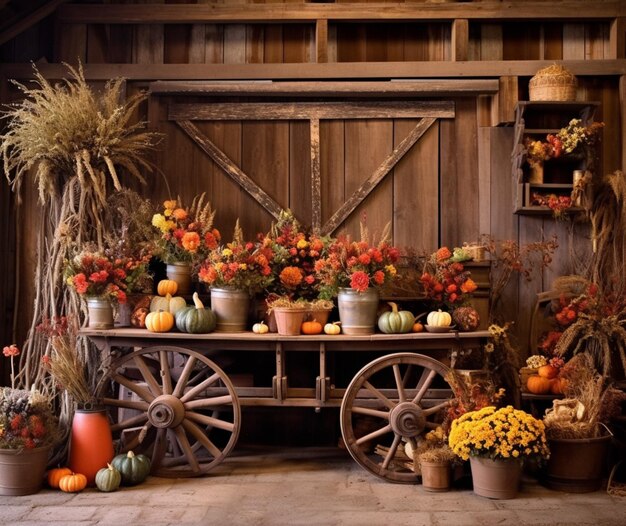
xmin=151 ymin=194 xmax=220 ymax=265
xmin=420 ymin=247 xmax=478 ymax=308
xmin=64 ymin=249 xmax=129 ymax=304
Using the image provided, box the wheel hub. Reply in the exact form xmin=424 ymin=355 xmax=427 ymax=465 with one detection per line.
xmin=389 ymin=401 xmax=426 ymax=437
xmin=148 ymin=394 xmax=185 ymax=428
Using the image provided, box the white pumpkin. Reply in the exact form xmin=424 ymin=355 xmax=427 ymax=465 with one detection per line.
xmin=252 ymin=321 xmax=269 ymax=334
xmin=150 ymin=293 xmax=187 ymax=316
xmin=427 ymin=309 xmax=452 ymax=327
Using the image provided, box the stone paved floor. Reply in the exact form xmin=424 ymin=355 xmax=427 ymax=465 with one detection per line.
xmin=1 ymin=446 xmax=626 ymax=526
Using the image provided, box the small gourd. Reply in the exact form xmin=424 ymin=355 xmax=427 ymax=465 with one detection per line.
xmin=550 ymin=377 xmax=567 ymax=395
xmin=150 ymin=293 xmax=187 ymax=316
xmin=538 ymin=365 xmax=558 ymax=379
xmin=111 ymin=450 xmax=151 ymax=486
xmin=252 ymin=321 xmax=269 ymax=334
xmin=95 ymin=463 xmax=122 ymax=492
xmin=157 ymin=279 xmax=178 ymax=296
xmin=145 ymin=310 xmax=175 ymax=333
xmin=302 ymin=319 xmax=323 ymax=335
xmin=131 ymin=307 xmax=149 ymax=328
xmin=412 ymin=321 xmax=424 ymax=333
xmin=378 ymin=302 xmax=415 ymax=334
xmin=324 ymin=322 xmax=341 ymax=335
xmin=59 ymin=472 xmax=88 ymax=493
xmin=175 ymin=292 xmax=216 ymax=334
xmin=452 ymin=306 xmax=480 ymax=332
xmin=426 ymin=309 xmax=452 ymax=328
xmin=47 ymin=467 xmax=73 ymax=489
xmin=526 ymin=374 xmax=551 ymax=394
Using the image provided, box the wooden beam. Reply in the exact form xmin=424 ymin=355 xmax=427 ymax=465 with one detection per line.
xmin=498 ymin=76 xmax=519 ymax=124
xmin=315 ymin=19 xmax=328 ymax=64
xmin=2 ymin=60 xmax=625 ymax=82
xmin=310 ymin=118 xmax=321 ymax=232
xmin=176 ymin=120 xmax=284 ymax=221
xmin=451 ymin=19 xmax=469 ymax=62
xmin=610 ymin=17 xmax=626 ymax=59
xmin=151 ymin=80 xmax=497 ymax=96
xmin=0 ymin=0 xmax=69 ymax=46
xmin=56 ymin=3 xmax=626 ymax=24
xmin=169 ymin=101 xmax=455 ymax=121
xmin=621 ymin=75 xmax=626 ymax=169
xmin=321 ymin=117 xmax=438 ymax=235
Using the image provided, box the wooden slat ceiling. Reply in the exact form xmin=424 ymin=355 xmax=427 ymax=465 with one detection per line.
xmin=0 ymin=0 xmax=69 ymax=45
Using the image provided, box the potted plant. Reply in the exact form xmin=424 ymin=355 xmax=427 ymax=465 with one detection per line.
xmin=1 ymin=345 xmax=60 ymax=495
xmin=542 ymin=354 xmax=626 ymax=492
xmin=449 ymin=405 xmax=550 ymax=499
xmin=151 ymin=194 xmax=220 ymax=294
xmin=198 ymin=220 xmax=274 ymax=331
xmin=314 ymin=220 xmax=400 ymax=334
xmin=64 ymin=247 xmax=130 ymax=329
xmin=265 ymin=296 xmax=311 ymax=336
xmin=410 ymin=426 xmax=457 ymax=492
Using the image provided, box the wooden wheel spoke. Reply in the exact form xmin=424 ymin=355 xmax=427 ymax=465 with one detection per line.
xmin=355 ymin=423 xmax=392 ymax=446
xmin=182 ymin=419 xmax=223 ymax=458
xmin=184 ymin=395 xmax=233 ymax=409
xmin=425 ymin=421 xmax=440 ymax=430
xmin=363 ymin=380 xmax=396 ymax=410
xmin=350 ymin=406 xmax=390 ymax=420
xmin=172 ymin=356 xmax=198 ymax=398
xmin=180 ymin=372 xmax=221 ymax=403
xmin=393 ymin=364 xmax=406 ymax=403
xmin=122 ymin=423 xmax=153 ymax=451
xmin=160 ymin=350 xmax=173 ymax=395
xmin=151 ymin=428 xmax=168 ymax=471
xmin=173 ymin=426 xmax=201 ymax=473
xmin=185 ymin=411 xmax=235 ymax=433
xmin=112 ymin=374 xmax=156 ymax=403
xmin=381 ymin=434 xmax=402 ymax=470
xmin=423 ymin=400 xmax=450 ymax=417
xmin=102 ymin=398 xmax=150 ymax=412
xmin=412 ymin=369 xmax=437 ymax=404
xmin=401 ymin=364 xmax=413 ymax=388
xmin=111 ymin=413 xmax=148 ymax=433
xmin=133 ymin=355 xmax=163 ymax=397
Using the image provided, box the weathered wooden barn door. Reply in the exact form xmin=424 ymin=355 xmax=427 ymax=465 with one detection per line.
xmin=150 ymin=90 xmax=453 ymax=253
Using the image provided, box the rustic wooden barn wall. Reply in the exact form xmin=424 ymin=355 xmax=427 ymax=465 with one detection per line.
xmin=1 ymin=1 xmax=625 ymax=368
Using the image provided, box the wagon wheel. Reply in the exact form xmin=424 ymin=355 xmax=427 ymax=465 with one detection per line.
xmin=96 ymin=346 xmax=241 ymax=478
xmin=340 ymin=352 xmax=453 ymax=484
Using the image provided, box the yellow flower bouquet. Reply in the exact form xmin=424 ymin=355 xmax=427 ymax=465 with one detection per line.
xmin=448 ymin=405 xmax=549 ymax=461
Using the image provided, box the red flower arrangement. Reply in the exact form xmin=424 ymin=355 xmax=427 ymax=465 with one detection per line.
xmin=531 ymin=192 xmax=574 ymax=218
xmin=64 ymin=249 xmax=129 ymax=304
xmin=420 ymin=247 xmax=478 ymax=308
xmin=151 ymin=195 xmax=220 ymax=264
xmin=314 ymin=222 xmax=400 ymax=298
xmin=198 ymin=221 xmax=274 ymax=295
xmin=263 ymin=211 xmax=330 ymax=299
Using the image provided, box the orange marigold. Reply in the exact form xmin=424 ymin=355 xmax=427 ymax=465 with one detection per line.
xmin=182 ymin=231 xmax=201 ymax=252
xmin=280 ymin=266 xmax=304 ymax=288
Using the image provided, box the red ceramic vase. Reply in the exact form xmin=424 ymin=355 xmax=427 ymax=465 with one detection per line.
xmin=68 ymin=408 xmax=114 ymax=486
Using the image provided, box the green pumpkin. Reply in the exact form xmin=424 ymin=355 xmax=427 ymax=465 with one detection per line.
xmin=111 ymin=450 xmax=151 ymax=486
xmin=95 ymin=463 xmax=122 ymax=492
xmin=175 ymin=292 xmax=217 ymax=333
xmin=377 ymin=302 xmax=414 ymax=334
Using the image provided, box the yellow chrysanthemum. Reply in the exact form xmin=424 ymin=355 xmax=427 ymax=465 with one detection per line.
xmin=385 ymin=264 xmax=397 ymax=276
xmin=296 ymin=239 xmax=309 ymax=249
xmin=222 ymin=248 xmax=233 ymax=257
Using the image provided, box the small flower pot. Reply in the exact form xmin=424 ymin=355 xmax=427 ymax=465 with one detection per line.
xmin=420 ymin=460 xmax=452 ymax=492
xmin=273 ymin=307 xmax=307 ymax=336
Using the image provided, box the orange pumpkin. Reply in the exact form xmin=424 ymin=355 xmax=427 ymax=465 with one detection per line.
xmin=550 ymin=377 xmax=568 ymax=395
xmin=47 ymin=467 xmax=73 ymax=489
xmin=59 ymin=472 xmax=88 ymax=493
xmin=157 ymin=279 xmax=178 ymax=296
xmin=538 ymin=365 xmax=558 ymax=379
xmin=301 ymin=319 xmax=323 ymax=335
xmin=526 ymin=374 xmax=551 ymax=394
xmin=412 ymin=322 xmax=424 ymax=333
xmin=145 ymin=310 xmax=175 ymax=333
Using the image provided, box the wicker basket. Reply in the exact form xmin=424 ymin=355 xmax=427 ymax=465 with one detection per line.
xmin=529 ymin=65 xmax=577 ymax=101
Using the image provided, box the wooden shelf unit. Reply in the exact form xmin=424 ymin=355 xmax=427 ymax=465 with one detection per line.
xmin=512 ymin=101 xmax=600 ymax=215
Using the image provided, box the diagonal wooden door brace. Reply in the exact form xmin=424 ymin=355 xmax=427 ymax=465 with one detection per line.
xmin=320 ymin=117 xmax=437 ymax=236
xmin=176 ymin=119 xmax=285 ymax=221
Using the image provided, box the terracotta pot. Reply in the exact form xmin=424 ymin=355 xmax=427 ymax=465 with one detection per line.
xmin=0 ymin=445 xmax=51 ymax=495
xmin=68 ymin=408 xmax=114 ymax=486
xmin=337 ymin=287 xmax=379 ymax=335
xmin=305 ymin=308 xmax=332 ymax=326
xmin=420 ymin=460 xmax=452 ymax=492
xmin=86 ymin=297 xmax=114 ymax=330
xmin=273 ymin=307 xmax=307 ymax=336
xmin=210 ymin=287 xmax=250 ymax=332
xmin=469 ymin=456 xmax=522 ymax=499
xmin=166 ymin=262 xmax=192 ymax=295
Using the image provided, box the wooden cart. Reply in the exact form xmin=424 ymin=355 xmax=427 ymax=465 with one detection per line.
xmin=83 ymin=328 xmax=490 ymax=484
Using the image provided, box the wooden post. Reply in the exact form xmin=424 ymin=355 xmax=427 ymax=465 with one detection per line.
xmin=621 ymin=75 xmax=626 ymax=170
xmin=610 ymin=17 xmax=626 ymax=59
xmin=497 ymin=76 xmax=519 ymax=125
xmin=451 ymin=19 xmax=469 ymax=62
xmin=316 ymin=19 xmax=328 ymax=63
xmin=310 ymin=118 xmax=322 ymax=232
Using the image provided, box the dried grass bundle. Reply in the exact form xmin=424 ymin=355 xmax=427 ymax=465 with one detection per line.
xmin=1 ymin=62 xmax=160 ymax=204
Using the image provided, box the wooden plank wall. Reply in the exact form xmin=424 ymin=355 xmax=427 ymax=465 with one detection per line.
xmin=1 ymin=1 xmax=624 ymax=364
